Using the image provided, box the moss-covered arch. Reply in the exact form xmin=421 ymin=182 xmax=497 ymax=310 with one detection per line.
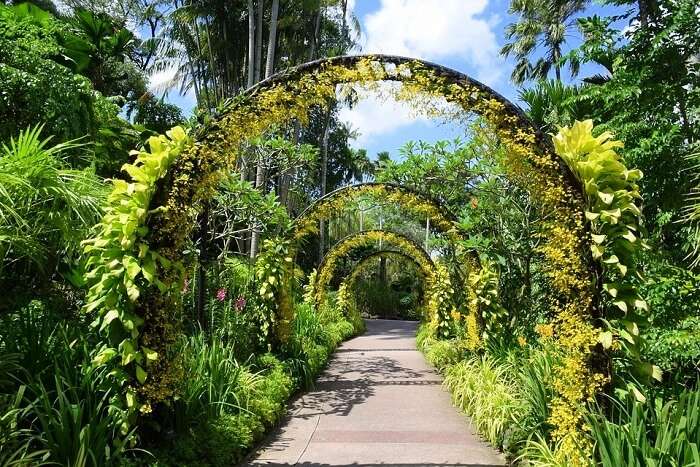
xmin=344 ymin=249 xmax=430 ymax=289
xmin=294 ymin=182 xmax=478 ymax=313
xmin=81 ymin=55 xmax=615 ymax=456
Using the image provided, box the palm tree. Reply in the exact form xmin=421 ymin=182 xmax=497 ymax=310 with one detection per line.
xmin=0 ymin=125 xmax=105 ymax=310
xmin=501 ymin=0 xmax=588 ymax=84
xmin=519 ymin=79 xmax=587 ymax=131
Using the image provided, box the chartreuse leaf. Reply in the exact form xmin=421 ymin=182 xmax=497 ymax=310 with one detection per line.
xmin=92 ymin=347 xmax=117 ymax=366
xmin=136 ymin=365 xmax=147 ymax=384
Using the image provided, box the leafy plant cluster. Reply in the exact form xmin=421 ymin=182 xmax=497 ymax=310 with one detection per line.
xmin=81 ymin=127 xmax=191 ymax=423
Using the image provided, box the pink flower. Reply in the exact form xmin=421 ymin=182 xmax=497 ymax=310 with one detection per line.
xmin=235 ymin=296 xmax=246 ymax=311
xmin=216 ymin=288 xmax=227 ymax=301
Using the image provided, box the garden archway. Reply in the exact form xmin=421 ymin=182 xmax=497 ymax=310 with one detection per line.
xmin=337 ymin=249 xmax=432 ymax=320
xmin=313 ymin=229 xmax=436 ymax=307
xmin=82 ymin=54 xmax=625 ymax=453
xmin=293 ymin=182 xmax=464 ymax=243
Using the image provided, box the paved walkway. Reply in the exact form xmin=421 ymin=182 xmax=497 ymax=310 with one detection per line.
xmin=244 ymin=319 xmax=505 ymax=467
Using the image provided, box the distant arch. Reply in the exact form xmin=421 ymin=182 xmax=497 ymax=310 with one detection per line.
xmin=313 ymin=230 xmax=435 ymax=307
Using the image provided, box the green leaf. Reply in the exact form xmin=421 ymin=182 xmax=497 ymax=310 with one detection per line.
xmin=142 ymin=257 xmax=156 ymax=283
xmin=126 ymin=283 xmax=140 ymax=302
xmin=100 ymin=309 xmax=120 ymax=331
xmin=603 ymin=255 xmax=620 ymax=264
xmin=123 ymin=256 xmax=141 ymax=280
xmin=598 ymin=191 xmax=614 ymax=204
xmin=631 ymin=385 xmax=646 ymax=403
xmin=142 ymin=347 xmax=158 ymax=361
xmin=591 ymin=234 xmax=607 ymax=244
xmin=126 ymin=390 xmax=136 ymax=408
xmin=599 ymin=331 xmax=613 ymax=349
xmin=614 ymin=299 xmax=628 ymax=312
xmin=92 ymin=347 xmax=118 ymax=366
xmin=135 ymin=365 xmax=147 ymax=384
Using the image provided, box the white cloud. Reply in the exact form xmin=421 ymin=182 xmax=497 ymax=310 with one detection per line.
xmin=339 ymin=0 xmax=504 ymax=150
xmin=339 ymin=89 xmax=429 ymax=147
xmin=148 ymin=67 xmax=197 ymax=116
xmin=361 ymin=0 xmax=503 ymax=84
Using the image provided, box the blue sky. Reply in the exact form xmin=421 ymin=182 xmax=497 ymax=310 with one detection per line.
xmin=159 ymin=0 xmax=628 ymax=160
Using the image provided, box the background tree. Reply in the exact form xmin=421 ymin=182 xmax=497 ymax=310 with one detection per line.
xmin=501 ymin=0 xmax=588 ymax=84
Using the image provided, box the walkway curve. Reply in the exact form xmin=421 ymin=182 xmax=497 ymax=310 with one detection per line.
xmin=244 ymin=319 xmax=505 ymax=466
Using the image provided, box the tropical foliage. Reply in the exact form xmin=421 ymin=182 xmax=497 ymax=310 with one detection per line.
xmin=0 ymin=0 xmax=698 ymax=466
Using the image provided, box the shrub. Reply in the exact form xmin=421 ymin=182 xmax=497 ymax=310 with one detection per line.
xmin=174 ymin=333 xmax=251 ymax=427
xmin=424 ymin=339 xmax=462 ymax=372
xmin=443 ymin=356 xmax=524 ymax=450
xmin=588 ymin=388 xmax=700 ymax=466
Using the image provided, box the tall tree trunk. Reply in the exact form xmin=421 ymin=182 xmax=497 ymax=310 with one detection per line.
xmin=279 ymin=120 xmax=301 ymax=212
xmin=192 ymin=20 xmax=213 ymax=111
xmin=250 ymin=0 xmax=278 ymax=259
xmin=249 ymin=152 xmax=266 ymax=259
xmin=264 ymin=0 xmax=279 ymax=78
xmin=308 ymin=4 xmax=322 ymax=60
xmin=379 ymin=257 xmax=387 ymax=285
xmin=254 ymin=0 xmax=263 ymax=82
xmin=425 ymin=217 xmax=430 ymax=249
xmin=247 ymin=0 xmax=255 ymax=88
xmin=221 ymin=13 xmax=232 ymax=96
xmin=203 ymin=17 xmax=219 ymax=101
xmin=637 ymin=0 xmax=658 ymax=27
xmin=553 ymin=44 xmax=562 ymax=81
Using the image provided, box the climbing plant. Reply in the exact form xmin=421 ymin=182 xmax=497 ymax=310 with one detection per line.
xmin=465 ymin=259 xmax=510 ymax=350
xmin=82 ymin=127 xmax=191 ymax=426
xmin=426 ymin=262 xmax=456 ymax=339
xmin=253 ymin=236 xmax=295 ymax=345
xmin=554 ymin=120 xmax=658 ymax=383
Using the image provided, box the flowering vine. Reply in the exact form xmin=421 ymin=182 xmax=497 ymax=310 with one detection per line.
xmin=79 ymin=57 xmax=635 ymax=457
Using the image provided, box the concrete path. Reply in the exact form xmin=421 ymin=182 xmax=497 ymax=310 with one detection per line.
xmin=244 ymin=319 xmax=505 ymax=467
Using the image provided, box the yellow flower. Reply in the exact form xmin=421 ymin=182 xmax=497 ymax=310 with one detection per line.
xmin=535 ymin=323 xmax=554 ymax=339
xmin=517 ymin=336 xmax=527 ymax=347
